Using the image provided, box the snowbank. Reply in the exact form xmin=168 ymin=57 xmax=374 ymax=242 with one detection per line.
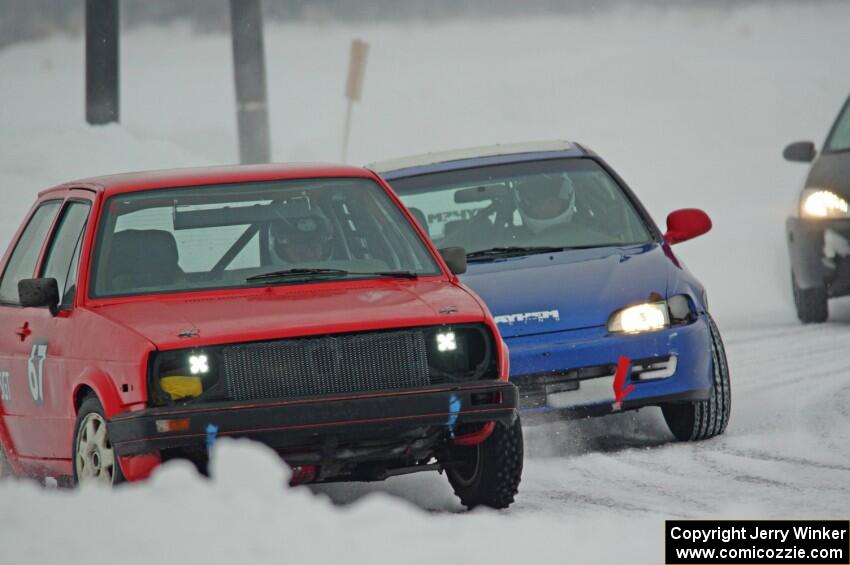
xmin=0 ymin=440 xmax=654 ymax=565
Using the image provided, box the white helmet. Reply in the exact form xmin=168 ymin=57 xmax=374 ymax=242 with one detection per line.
xmin=515 ymin=174 xmax=576 ymax=234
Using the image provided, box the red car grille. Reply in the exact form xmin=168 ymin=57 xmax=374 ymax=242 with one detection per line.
xmin=221 ymin=329 xmax=431 ymax=401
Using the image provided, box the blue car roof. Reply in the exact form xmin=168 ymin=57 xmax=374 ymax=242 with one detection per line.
xmin=369 ymin=140 xmax=587 ymax=180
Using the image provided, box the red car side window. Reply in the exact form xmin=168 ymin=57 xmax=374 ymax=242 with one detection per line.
xmin=0 ymin=201 xmax=62 ymax=305
xmin=40 ymin=201 xmax=92 ymax=309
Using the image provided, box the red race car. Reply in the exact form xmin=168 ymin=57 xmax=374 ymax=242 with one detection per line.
xmin=0 ymin=164 xmax=522 ymax=509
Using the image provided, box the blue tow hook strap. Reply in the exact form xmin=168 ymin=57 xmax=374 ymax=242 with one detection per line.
xmin=205 ymin=423 xmax=219 ymax=452
xmin=446 ymin=393 xmax=461 ymax=438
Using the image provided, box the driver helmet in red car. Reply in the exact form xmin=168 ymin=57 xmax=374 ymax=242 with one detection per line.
xmin=514 ymin=174 xmax=576 ymax=233
xmin=270 ymin=209 xmax=335 ymax=264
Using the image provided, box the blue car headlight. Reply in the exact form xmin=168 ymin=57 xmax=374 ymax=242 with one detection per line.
xmin=608 ymin=295 xmax=695 ymax=335
xmin=608 ymin=301 xmax=669 ymax=334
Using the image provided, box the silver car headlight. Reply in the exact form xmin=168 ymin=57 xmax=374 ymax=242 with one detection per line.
xmin=608 ymin=301 xmax=670 ymax=334
xmin=801 ymin=189 xmax=850 ymax=219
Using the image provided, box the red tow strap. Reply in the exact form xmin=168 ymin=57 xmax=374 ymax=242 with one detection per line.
xmin=612 ymin=355 xmax=634 ymax=411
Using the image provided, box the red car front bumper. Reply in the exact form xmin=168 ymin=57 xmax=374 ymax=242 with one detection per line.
xmin=108 ymin=381 xmax=518 ymax=480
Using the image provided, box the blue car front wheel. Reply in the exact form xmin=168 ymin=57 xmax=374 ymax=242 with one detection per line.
xmin=661 ymin=315 xmax=731 ymax=441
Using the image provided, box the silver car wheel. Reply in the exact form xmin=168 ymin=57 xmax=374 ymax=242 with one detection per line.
xmin=75 ymin=412 xmax=116 ymax=485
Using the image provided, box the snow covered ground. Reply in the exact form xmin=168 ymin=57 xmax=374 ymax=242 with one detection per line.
xmin=2 ymin=2 xmax=850 ymax=563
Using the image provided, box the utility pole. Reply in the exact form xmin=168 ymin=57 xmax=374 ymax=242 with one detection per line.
xmin=85 ymin=0 xmax=120 ymax=125
xmin=230 ymin=0 xmax=271 ymax=164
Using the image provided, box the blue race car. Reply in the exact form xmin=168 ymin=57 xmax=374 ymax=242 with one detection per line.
xmin=371 ymin=141 xmax=730 ymax=441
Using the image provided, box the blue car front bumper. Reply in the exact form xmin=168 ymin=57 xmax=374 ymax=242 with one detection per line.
xmin=505 ymin=316 xmax=713 ymax=421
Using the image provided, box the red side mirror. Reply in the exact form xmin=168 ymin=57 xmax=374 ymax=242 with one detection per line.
xmin=664 ymin=208 xmax=712 ymax=245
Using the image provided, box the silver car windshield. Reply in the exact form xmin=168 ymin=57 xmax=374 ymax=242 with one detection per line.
xmin=390 ymin=158 xmax=652 ymax=256
xmin=91 ymin=178 xmax=441 ymax=298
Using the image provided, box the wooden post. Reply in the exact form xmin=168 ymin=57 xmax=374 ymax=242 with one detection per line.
xmin=230 ymin=0 xmax=271 ymax=164
xmin=341 ymin=39 xmax=369 ymax=163
xmin=85 ymin=0 xmax=120 ymax=125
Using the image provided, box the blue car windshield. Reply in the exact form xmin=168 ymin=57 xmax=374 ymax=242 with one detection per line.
xmin=390 ymin=158 xmax=653 ymax=256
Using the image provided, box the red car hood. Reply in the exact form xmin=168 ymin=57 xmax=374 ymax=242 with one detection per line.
xmin=89 ymin=279 xmax=486 ymax=350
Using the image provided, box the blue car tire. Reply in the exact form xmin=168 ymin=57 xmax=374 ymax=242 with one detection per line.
xmin=662 ymin=316 xmax=731 ymax=441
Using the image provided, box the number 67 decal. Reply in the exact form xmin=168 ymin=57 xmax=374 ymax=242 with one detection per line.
xmin=27 ymin=341 xmax=48 ymax=406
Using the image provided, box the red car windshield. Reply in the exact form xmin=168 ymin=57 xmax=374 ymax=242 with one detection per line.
xmin=90 ymin=178 xmax=441 ymax=298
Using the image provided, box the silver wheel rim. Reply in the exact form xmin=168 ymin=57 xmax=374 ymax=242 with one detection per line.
xmin=75 ymin=413 xmax=115 ymax=485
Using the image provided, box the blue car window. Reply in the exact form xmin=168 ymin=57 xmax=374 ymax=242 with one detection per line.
xmin=392 ymin=158 xmax=652 ymax=255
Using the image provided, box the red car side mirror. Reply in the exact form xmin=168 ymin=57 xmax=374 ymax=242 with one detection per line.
xmin=664 ymin=209 xmax=712 ymax=245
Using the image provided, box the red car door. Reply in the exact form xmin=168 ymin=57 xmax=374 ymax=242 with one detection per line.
xmin=29 ymin=194 xmax=95 ymax=459
xmin=0 ymin=192 xmax=94 ymax=464
xmin=0 ymin=199 xmax=63 ymax=460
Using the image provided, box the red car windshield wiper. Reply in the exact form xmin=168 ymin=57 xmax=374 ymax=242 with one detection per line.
xmin=246 ymin=268 xmax=348 ymax=282
xmin=246 ymin=268 xmax=418 ymax=283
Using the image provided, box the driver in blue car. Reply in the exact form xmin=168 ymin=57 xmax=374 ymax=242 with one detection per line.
xmin=514 ymin=174 xmax=577 ymax=235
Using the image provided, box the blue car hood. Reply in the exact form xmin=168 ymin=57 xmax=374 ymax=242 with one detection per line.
xmin=461 ymin=244 xmax=672 ymax=338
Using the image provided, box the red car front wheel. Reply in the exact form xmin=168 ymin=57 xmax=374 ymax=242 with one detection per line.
xmin=445 ymin=416 xmax=524 ymax=510
xmin=73 ymin=396 xmax=125 ymax=486
xmin=0 ymin=443 xmax=12 ymax=480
